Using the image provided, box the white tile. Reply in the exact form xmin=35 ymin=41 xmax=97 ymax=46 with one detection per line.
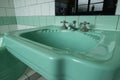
xmin=26 ymin=25 xmax=38 ymax=29
xmin=41 ymin=3 xmax=50 ymax=16
xmin=37 ymin=0 xmax=45 ymax=4
xmin=13 ymin=0 xmax=20 ymax=8
xmin=13 ymin=0 xmax=25 ymax=7
xmin=37 ymin=0 xmax=54 ymax=3
xmin=34 ymin=4 xmax=42 ymax=16
xmin=25 ymin=0 xmax=30 ymax=6
xmin=45 ymin=0 xmax=51 ymax=2
xmin=17 ymin=25 xmax=28 ymax=30
xmin=49 ymin=2 xmax=55 ymax=16
xmin=15 ymin=8 xmax=19 ymax=16
xmin=0 ymin=8 xmax=6 ymax=16
xmin=0 ymin=0 xmax=9 ymax=8
xmin=6 ymin=9 xmax=15 ymax=16
xmin=29 ymin=6 xmax=36 ymax=16
xmin=22 ymin=7 xmax=27 ymax=16
xmin=8 ymin=25 xmax=17 ymax=31
xmin=23 ymin=7 xmax=32 ymax=16
xmin=25 ymin=0 xmax=37 ymax=6
xmin=18 ymin=8 xmax=23 ymax=16
xmin=8 ymin=0 xmax=14 ymax=8
xmin=49 ymin=0 xmax=55 ymax=2
xmin=24 ymin=6 xmax=30 ymax=16
xmin=0 ymin=25 xmax=9 ymax=33
xmin=18 ymin=0 xmax=26 ymax=7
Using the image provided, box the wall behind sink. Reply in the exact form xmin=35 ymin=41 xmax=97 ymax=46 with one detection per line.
xmin=0 ymin=0 xmax=17 ymax=34
xmin=0 ymin=0 xmax=120 ymax=34
xmin=14 ymin=0 xmax=120 ymax=31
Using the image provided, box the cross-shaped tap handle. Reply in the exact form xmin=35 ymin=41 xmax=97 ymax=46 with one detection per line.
xmin=60 ymin=20 xmax=68 ymax=29
xmin=61 ymin=20 xmax=68 ymax=24
xmin=80 ymin=21 xmax=90 ymax=25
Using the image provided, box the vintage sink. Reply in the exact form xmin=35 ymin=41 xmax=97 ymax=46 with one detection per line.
xmin=3 ymin=26 xmax=120 ymax=80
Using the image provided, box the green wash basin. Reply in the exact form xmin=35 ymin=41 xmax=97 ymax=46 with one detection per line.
xmin=0 ymin=35 xmax=27 ymax=80
xmin=3 ymin=26 xmax=120 ymax=80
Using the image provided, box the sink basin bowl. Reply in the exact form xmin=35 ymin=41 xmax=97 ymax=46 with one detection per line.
xmin=21 ymin=28 xmax=102 ymax=53
xmin=4 ymin=26 xmax=120 ymax=80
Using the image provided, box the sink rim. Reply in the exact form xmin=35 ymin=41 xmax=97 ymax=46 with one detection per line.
xmin=4 ymin=26 xmax=120 ymax=80
xmin=5 ymin=27 xmax=117 ymax=62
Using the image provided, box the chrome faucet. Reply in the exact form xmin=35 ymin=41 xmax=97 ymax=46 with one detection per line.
xmin=61 ymin=20 xmax=69 ymax=29
xmin=80 ymin=21 xmax=90 ymax=32
xmin=69 ymin=20 xmax=78 ymax=30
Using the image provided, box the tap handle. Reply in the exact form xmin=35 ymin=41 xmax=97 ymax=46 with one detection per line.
xmin=80 ymin=21 xmax=90 ymax=25
xmin=72 ymin=20 xmax=77 ymax=28
xmin=61 ymin=20 xmax=68 ymax=24
xmin=60 ymin=20 xmax=68 ymax=29
xmin=73 ymin=20 xmax=76 ymax=24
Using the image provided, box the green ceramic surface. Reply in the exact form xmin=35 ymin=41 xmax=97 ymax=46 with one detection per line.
xmin=4 ymin=26 xmax=120 ymax=80
xmin=0 ymin=35 xmax=27 ymax=80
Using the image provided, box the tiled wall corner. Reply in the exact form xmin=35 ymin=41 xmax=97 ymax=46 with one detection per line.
xmin=6 ymin=9 xmax=15 ymax=16
xmin=95 ymin=16 xmax=119 ymax=30
xmin=0 ymin=0 xmax=17 ymax=34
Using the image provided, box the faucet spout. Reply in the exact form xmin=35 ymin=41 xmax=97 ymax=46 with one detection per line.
xmin=61 ymin=20 xmax=69 ymax=29
xmin=80 ymin=21 xmax=90 ymax=32
xmin=69 ymin=20 xmax=78 ymax=30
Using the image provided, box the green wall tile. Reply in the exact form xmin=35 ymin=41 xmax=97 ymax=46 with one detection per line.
xmin=39 ymin=16 xmax=47 ymax=26
xmin=29 ymin=16 xmax=35 ymax=26
xmin=3 ymin=17 xmax=8 ymax=25
xmin=23 ymin=16 xmax=27 ymax=25
xmin=16 ymin=16 xmax=24 ymax=24
xmin=10 ymin=16 xmax=17 ymax=24
xmin=55 ymin=16 xmax=66 ymax=26
xmin=16 ymin=16 xmax=20 ymax=24
xmin=1 ymin=15 xmax=118 ymax=31
xmin=0 ymin=17 xmax=4 ymax=25
xmin=33 ymin=16 xmax=40 ymax=26
xmin=24 ymin=16 xmax=31 ymax=25
xmin=47 ymin=16 xmax=55 ymax=25
xmin=0 ymin=16 xmax=16 ymax=26
xmin=96 ymin=16 xmax=119 ymax=30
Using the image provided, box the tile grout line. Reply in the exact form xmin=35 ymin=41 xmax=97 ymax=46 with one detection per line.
xmin=15 ymin=1 xmax=55 ymax=9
